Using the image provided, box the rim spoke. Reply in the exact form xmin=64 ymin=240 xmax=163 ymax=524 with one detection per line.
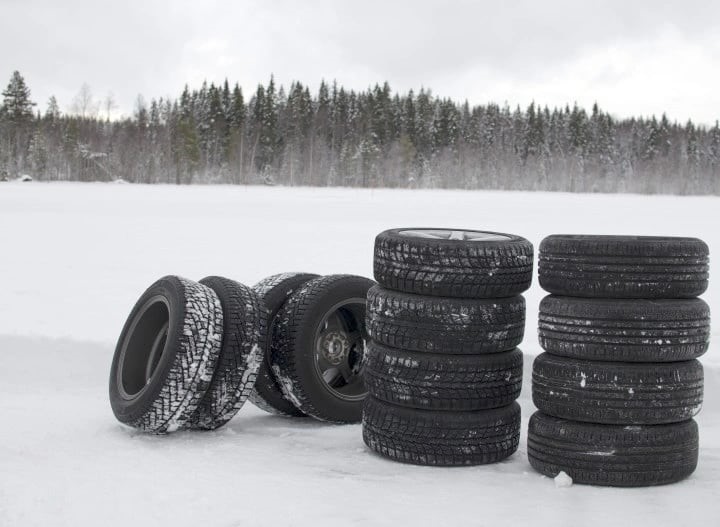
xmin=320 ymin=313 xmax=343 ymax=334
xmin=322 ymin=367 xmax=342 ymax=386
xmin=338 ymin=360 xmax=354 ymax=382
xmin=398 ymin=229 xmax=444 ymax=239
xmin=315 ymin=349 xmax=335 ymax=372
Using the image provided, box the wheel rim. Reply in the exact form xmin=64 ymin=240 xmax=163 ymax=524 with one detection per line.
xmin=117 ymin=296 xmax=171 ymax=400
xmin=313 ymin=298 xmax=368 ymax=402
xmin=398 ymin=229 xmax=511 ymax=241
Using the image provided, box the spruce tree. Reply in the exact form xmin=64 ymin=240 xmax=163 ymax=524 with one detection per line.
xmin=45 ymin=96 xmax=61 ymax=120
xmin=2 ymin=71 xmax=35 ymax=123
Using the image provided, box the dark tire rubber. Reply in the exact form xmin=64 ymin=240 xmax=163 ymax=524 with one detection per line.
xmin=528 ymin=412 xmax=699 ymax=487
xmin=185 ymin=276 xmax=266 ymax=430
xmin=538 ymin=235 xmax=709 ymax=299
xmin=109 ymin=276 xmax=224 ymax=434
xmin=270 ymin=274 xmax=375 ymax=423
xmin=374 ymin=228 xmax=533 ymax=298
xmin=364 ymin=342 xmax=523 ymax=411
xmin=532 ymin=353 xmax=703 ymax=425
xmin=363 ymin=397 xmax=521 ymax=466
xmin=249 ymin=272 xmax=320 ymax=417
xmin=367 ymin=286 xmax=525 ymax=354
xmin=539 ymin=295 xmax=710 ymax=362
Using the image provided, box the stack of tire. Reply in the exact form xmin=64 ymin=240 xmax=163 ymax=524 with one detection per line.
xmin=362 ymin=228 xmax=534 ymax=466
xmin=528 ymin=235 xmax=710 ymax=486
xmin=109 ymin=273 xmax=374 ymax=433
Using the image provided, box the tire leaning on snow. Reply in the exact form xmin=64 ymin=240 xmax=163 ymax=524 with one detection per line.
xmin=373 ymin=228 xmax=533 ymax=299
xmin=527 ymin=412 xmax=699 ymax=487
xmin=270 ymin=274 xmax=375 ymax=423
xmin=249 ymin=272 xmax=320 ymax=417
xmin=184 ymin=276 xmax=266 ymax=430
xmin=109 ymin=276 xmax=224 ymax=433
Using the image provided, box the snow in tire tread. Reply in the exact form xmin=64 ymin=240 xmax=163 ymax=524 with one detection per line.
xmin=127 ymin=276 xmax=223 ymax=434
xmin=249 ymin=272 xmax=319 ymax=417
xmin=367 ymin=286 xmax=525 ymax=354
xmin=364 ymin=342 xmax=523 ymax=410
xmin=185 ymin=276 xmax=266 ymax=430
xmin=373 ymin=229 xmax=533 ymax=298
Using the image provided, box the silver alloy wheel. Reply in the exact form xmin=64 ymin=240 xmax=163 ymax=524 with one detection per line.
xmin=397 ymin=229 xmax=511 ymax=242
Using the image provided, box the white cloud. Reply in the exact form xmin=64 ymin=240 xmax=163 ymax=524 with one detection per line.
xmin=1 ymin=0 xmax=718 ymax=124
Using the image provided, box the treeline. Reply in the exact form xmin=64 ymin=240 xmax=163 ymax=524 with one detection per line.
xmin=1 ymin=70 xmax=719 ymax=194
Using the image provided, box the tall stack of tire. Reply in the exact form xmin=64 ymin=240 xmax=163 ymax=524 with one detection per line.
xmin=528 ymin=235 xmax=710 ymax=486
xmin=363 ymin=228 xmax=534 ymax=466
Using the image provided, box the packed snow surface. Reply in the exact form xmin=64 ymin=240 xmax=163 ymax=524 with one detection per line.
xmin=0 ymin=183 xmax=718 ymax=526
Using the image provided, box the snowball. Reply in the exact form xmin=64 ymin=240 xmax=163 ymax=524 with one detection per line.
xmin=554 ymin=471 xmax=573 ymax=488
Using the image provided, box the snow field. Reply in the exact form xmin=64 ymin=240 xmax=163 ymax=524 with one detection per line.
xmin=0 ymin=182 xmax=718 ymax=525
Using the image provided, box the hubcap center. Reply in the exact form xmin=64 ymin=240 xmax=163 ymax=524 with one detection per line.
xmin=321 ymin=332 xmax=350 ymax=365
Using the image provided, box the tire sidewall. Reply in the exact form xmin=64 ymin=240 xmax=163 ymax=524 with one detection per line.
xmin=109 ymin=277 xmax=183 ymax=425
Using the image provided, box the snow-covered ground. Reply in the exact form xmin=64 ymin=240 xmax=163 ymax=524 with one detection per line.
xmin=0 ymin=182 xmax=718 ymax=526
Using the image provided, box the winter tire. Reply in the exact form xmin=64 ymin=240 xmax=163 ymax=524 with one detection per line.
xmin=109 ymin=275 xmax=223 ymax=433
xmin=538 ymin=235 xmax=709 ymax=299
xmin=249 ymin=272 xmax=320 ymax=417
xmin=539 ymin=295 xmax=710 ymax=362
xmin=367 ymin=286 xmax=525 ymax=354
xmin=363 ymin=397 xmax=521 ymax=466
xmin=184 ymin=276 xmax=265 ymax=430
xmin=528 ymin=412 xmax=699 ymax=487
xmin=373 ymin=228 xmax=533 ymax=298
xmin=270 ymin=274 xmax=375 ymax=423
xmin=364 ymin=342 xmax=523 ymax=411
xmin=532 ymin=353 xmax=703 ymax=425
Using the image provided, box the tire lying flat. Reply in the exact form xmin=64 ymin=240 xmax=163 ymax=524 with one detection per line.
xmin=539 ymin=295 xmax=710 ymax=362
xmin=528 ymin=412 xmax=699 ymax=487
xmin=532 ymin=353 xmax=703 ymax=425
xmin=363 ymin=397 xmax=521 ymax=466
xmin=374 ymin=228 xmax=533 ymax=298
xmin=249 ymin=272 xmax=320 ymax=417
xmin=364 ymin=341 xmax=523 ymax=411
xmin=538 ymin=235 xmax=709 ymax=299
xmin=367 ymin=285 xmax=525 ymax=354
xmin=185 ymin=276 xmax=265 ymax=430
xmin=270 ymin=274 xmax=375 ymax=423
xmin=109 ymin=276 xmax=224 ymax=434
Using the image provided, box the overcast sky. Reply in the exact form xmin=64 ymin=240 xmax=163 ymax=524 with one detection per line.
xmin=2 ymin=0 xmax=719 ymax=124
